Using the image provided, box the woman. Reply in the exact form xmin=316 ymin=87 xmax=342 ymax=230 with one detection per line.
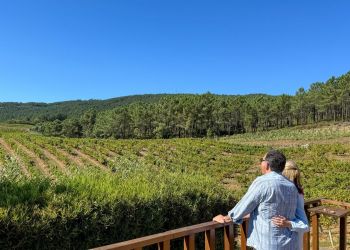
xmin=272 ymin=160 xmax=309 ymax=250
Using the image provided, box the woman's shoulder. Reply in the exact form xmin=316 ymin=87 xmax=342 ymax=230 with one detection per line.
xmin=297 ymin=193 xmax=305 ymax=204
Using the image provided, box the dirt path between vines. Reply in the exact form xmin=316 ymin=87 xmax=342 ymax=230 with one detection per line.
xmin=12 ymin=139 xmax=52 ymax=178
xmin=71 ymin=148 xmax=109 ymax=172
xmin=56 ymin=148 xmax=85 ymax=168
xmin=0 ymin=138 xmax=30 ymax=177
xmin=40 ymin=147 xmax=69 ymax=175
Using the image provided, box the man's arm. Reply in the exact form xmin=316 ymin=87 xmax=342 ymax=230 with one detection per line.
xmin=227 ymin=179 xmax=262 ymax=224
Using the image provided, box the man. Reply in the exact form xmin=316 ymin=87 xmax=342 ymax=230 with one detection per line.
xmin=213 ymin=150 xmax=308 ymax=250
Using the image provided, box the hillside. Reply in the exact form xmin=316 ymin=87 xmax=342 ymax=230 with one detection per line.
xmin=223 ymin=122 xmax=350 ymax=146
xmin=0 ymin=94 xmax=171 ymax=123
xmin=2 ymin=71 xmax=349 ymax=140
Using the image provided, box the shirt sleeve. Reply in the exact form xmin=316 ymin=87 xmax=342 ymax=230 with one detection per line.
xmin=290 ymin=194 xmax=310 ymax=232
xmin=227 ymin=178 xmax=263 ymax=224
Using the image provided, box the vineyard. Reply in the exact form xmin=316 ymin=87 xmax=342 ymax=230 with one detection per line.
xmin=0 ymin=129 xmax=263 ymax=184
xmin=0 ymin=123 xmax=350 ymax=248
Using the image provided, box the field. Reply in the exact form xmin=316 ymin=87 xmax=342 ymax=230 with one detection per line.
xmin=0 ymin=123 xmax=350 ymax=249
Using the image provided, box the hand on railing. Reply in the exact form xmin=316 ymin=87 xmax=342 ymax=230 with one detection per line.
xmin=212 ymin=214 xmax=232 ymax=223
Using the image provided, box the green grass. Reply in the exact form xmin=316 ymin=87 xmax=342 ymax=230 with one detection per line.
xmin=0 ymin=123 xmax=33 ymax=132
xmin=0 ymin=159 xmax=234 ymax=249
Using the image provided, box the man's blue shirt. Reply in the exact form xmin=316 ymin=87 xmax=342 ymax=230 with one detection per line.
xmin=228 ymin=172 xmax=305 ymax=250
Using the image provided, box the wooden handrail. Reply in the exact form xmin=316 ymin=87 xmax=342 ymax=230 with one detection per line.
xmin=320 ymin=198 xmax=350 ymax=209
xmin=91 ymin=220 xmax=239 ymax=250
xmin=91 ymin=198 xmax=349 ymax=250
xmin=304 ymin=198 xmax=323 ymax=207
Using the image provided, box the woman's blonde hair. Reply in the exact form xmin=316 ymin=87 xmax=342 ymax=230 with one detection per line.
xmin=283 ymin=160 xmax=303 ymax=194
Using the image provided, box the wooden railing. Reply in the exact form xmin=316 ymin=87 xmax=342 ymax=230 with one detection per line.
xmin=91 ymin=198 xmax=350 ymax=250
xmin=303 ymin=198 xmax=350 ymax=250
xmin=90 ymin=220 xmax=249 ymax=250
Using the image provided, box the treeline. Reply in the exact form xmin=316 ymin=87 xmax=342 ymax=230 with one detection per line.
xmin=0 ymin=94 xmax=168 ymax=123
xmin=33 ymin=71 xmax=350 ymax=139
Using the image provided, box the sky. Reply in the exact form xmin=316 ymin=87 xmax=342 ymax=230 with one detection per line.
xmin=1 ymin=0 xmax=350 ymax=103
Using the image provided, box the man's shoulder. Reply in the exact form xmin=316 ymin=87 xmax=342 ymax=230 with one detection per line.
xmin=258 ymin=172 xmax=296 ymax=187
xmin=252 ymin=174 xmax=265 ymax=183
xmin=254 ymin=172 xmax=277 ymax=182
xmin=251 ymin=175 xmax=269 ymax=187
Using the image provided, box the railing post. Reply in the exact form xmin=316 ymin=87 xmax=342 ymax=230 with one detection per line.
xmin=303 ymin=205 xmax=311 ymax=250
xmin=205 ymin=229 xmax=215 ymax=250
xmin=311 ymin=213 xmax=319 ymax=250
xmin=158 ymin=240 xmax=170 ymax=250
xmin=224 ymin=224 xmax=234 ymax=250
xmin=184 ymin=234 xmax=195 ymax=250
xmin=339 ymin=216 xmax=347 ymax=250
xmin=240 ymin=220 xmax=248 ymax=250
xmin=303 ymin=231 xmax=310 ymax=250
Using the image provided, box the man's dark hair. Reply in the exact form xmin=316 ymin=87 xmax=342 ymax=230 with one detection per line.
xmin=265 ymin=150 xmax=286 ymax=173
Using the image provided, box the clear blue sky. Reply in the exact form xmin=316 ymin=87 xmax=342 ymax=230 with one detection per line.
xmin=1 ymin=0 xmax=350 ymax=103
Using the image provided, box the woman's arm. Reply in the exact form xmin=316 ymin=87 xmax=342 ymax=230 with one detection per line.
xmin=272 ymin=195 xmax=309 ymax=232
xmin=290 ymin=195 xmax=309 ymax=232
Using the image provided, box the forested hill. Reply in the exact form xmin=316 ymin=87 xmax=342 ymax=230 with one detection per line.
xmin=2 ymin=71 xmax=350 ymax=139
xmin=0 ymin=94 xmax=170 ymax=123
xmin=0 ymin=93 xmax=268 ymax=125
